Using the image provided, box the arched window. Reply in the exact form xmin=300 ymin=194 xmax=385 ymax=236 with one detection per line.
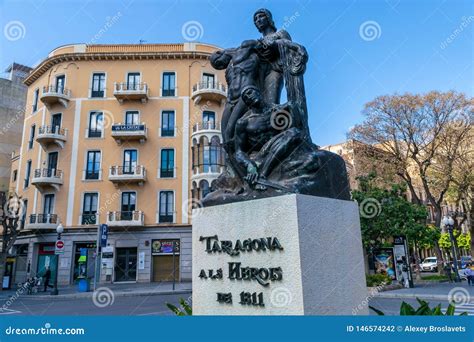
xmin=199 ymin=180 xmax=210 ymax=199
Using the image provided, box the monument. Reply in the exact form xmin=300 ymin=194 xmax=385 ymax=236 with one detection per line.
xmin=192 ymin=9 xmax=368 ymax=315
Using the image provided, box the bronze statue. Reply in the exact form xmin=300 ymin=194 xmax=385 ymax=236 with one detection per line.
xmin=202 ymin=8 xmax=350 ymax=206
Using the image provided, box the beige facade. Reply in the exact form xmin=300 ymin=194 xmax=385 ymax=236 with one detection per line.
xmin=8 ymin=43 xmax=226 ymax=286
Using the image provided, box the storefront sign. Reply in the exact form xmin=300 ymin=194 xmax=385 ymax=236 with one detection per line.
xmin=102 ymin=246 xmax=114 ymax=259
xmin=138 ymin=252 xmax=145 ymax=270
xmin=152 ymin=240 xmax=180 ymax=255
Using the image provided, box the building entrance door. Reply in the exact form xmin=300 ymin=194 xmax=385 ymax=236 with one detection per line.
xmin=114 ymin=248 xmax=137 ymax=282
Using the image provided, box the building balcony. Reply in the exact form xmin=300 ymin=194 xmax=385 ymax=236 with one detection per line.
xmin=113 ymin=82 xmax=148 ymax=103
xmin=111 ymin=123 xmax=147 ymax=144
xmin=191 ymin=81 xmax=227 ymax=105
xmin=80 ymin=213 xmax=98 ymax=225
xmin=106 ymin=211 xmax=144 ymax=227
xmin=31 ymin=168 xmax=63 ymax=191
xmin=191 ymin=121 xmax=222 ymax=140
xmin=36 ymin=125 xmax=68 ymax=149
xmin=25 ymin=214 xmax=59 ymax=230
xmin=156 ymin=212 xmax=176 ymax=224
xmin=40 ymin=85 xmax=71 ymax=108
xmin=108 ymin=165 xmax=146 ymax=186
xmin=191 ymin=166 xmax=225 ymax=183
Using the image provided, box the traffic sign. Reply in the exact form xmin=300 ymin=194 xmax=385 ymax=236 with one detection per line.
xmin=55 ymin=240 xmax=65 ymax=255
xmin=100 ymin=224 xmax=108 ymax=247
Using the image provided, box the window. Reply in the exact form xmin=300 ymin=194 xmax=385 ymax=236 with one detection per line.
xmin=161 ymin=111 xmax=175 ymax=137
xmin=32 ymin=88 xmax=39 ymax=113
xmin=20 ymin=199 xmax=27 ymax=229
xmin=28 ymin=125 xmax=35 ymax=149
xmin=12 ymin=170 xmax=17 ymax=182
xmin=203 ymin=145 xmax=219 ymax=173
xmin=127 ymin=72 xmax=141 ymax=90
xmin=125 ymin=111 xmax=139 ymax=125
xmin=82 ymin=193 xmax=98 ymax=224
xmin=86 ymin=151 xmax=101 ymax=180
xmin=162 ymin=72 xmax=175 ymax=96
xmin=47 ymin=152 xmax=58 ymax=176
xmin=160 ymin=149 xmax=175 ymax=178
xmin=24 ymin=160 xmax=31 ymax=188
xmin=200 ymin=180 xmax=210 ymax=199
xmin=51 ymin=113 xmax=62 ymax=134
xmin=91 ymin=73 xmax=106 ymax=98
xmin=43 ymin=194 xmax=55 ymax=215
xmin=121 ymin=192 xmax=136 ymax=221
xmin=159 ymin=191 xmax=174 ymax=223
xmin=203 ymin=111 xmax=216 ymax=129
xmin=123 ymin=150 xmax=137 ymax=174
xmin=202 ymin=73 xmax=215 ymax=87
xmin=55 ymin=75 xmax=65 ymax=93
xmin=88 ymin=111 xmax=103 ymax=138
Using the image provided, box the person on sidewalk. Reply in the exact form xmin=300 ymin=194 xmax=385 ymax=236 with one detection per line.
xmin=42 ymin=267 xmax=53 ymax=292
xmin=444 ymin=263 xmax=453 ymax=283
xmin=466 ymin=263 xmax=474 ymax=286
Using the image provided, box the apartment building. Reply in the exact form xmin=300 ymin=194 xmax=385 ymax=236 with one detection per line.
xmin=8 ymin=43 xmax=226 ymax=286
xmin=0 ymin=63 xmax=32 ymax=196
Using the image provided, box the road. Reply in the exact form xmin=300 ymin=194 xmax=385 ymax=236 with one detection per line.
xmin=368 ymin=297 xmax=474 ymax=316
xmin=2 ymin=290 xmax=473 ymax=316
xmin=0 ymin=292 xmax=191 ymax=316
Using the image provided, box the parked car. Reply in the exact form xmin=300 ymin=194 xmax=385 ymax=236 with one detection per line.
xmin=420 ymin=257 xmax=438 ymax=272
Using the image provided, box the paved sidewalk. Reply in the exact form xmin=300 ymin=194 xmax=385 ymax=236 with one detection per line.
xmin=0 ymin=281 xmax=192 ymax=300
xmin=374 ymin=281 xmax=474 ymax=301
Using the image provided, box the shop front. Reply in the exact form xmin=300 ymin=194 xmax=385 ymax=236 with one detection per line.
xmin=37 ymin=243 xmax=58 ymax=285
xmin=151 ymin=239 xmax=180 ymax=282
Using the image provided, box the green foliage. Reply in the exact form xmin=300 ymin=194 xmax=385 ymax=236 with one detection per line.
xmin=366 ymin=273 xmax=392 ymax=287
xmin=166 ymin=298 xmax=192 ymax=316
xmin=438 ymin=231 xmax=471 ymax=250
xmin=420 ymin=275 xmax=448 ymax=281
xmin=352 ymin=173 xmax=432 ymax=250
xmin=457 ymin=233 xmax=471 ymax=250
xmin=370 ymin=298 xmax=467 ymax=316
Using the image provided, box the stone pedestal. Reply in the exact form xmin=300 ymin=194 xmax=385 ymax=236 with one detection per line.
xmin=192 ymin=194 xmax=368 ymax=315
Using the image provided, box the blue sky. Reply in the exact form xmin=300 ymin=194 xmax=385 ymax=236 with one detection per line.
xmin=1 ymin=0 xmax=473 ymax=146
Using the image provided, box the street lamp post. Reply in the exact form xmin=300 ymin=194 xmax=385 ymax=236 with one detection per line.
xmin=442 ymin=216 xmax=461 ymax=283
xmin=51 ymin=223 xmax=64 ymax=295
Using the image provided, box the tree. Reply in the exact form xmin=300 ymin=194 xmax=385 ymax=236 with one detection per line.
xmin=0 ymin=193 xmax=24 ymax=291
xmin=352 ymin=173 xmax=432 ymax=279
xmin=349 ymin=91 xmax=473 ymax=268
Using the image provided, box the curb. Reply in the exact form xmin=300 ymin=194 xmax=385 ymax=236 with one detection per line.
xmin=0 ymin=289 xmax=192 ymax=301
xmin=372 ymin=292 xmax=451 ymax=301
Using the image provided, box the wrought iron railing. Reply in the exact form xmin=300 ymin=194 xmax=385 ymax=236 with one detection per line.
xmin=192 ymin=81 xmax=226 ymax=93
xmin=38 ymin=125 xmax=67 ymax=136
xmin=42 ymin=85 xmax=71 ymax=97
xmin=107 ymin=210 xmax=144 ymax=222
xmin=29 ymin=213 xmax=58 ymax=225
xmin=109 ymin=165 xmax=145 ymax=176
xmin=33 ymin=168 xmax=63 ymax=179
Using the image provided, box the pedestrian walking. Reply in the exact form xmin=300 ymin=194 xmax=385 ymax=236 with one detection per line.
xmin=43 ymin=267 xmax=53 ymax=292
